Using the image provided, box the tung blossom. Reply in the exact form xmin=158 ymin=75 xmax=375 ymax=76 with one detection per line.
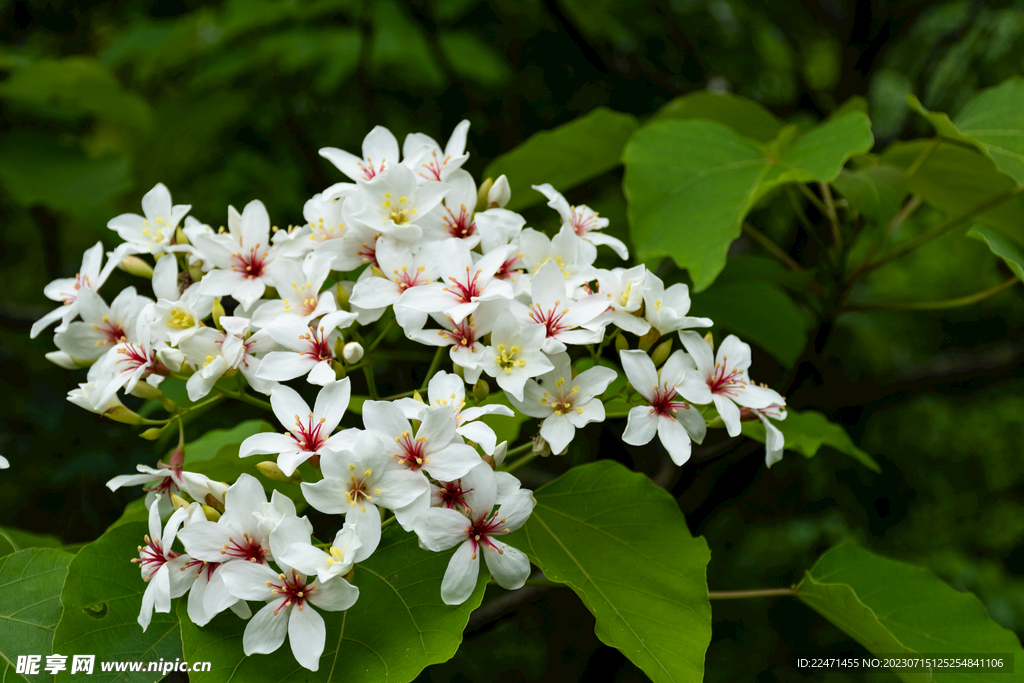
xmin=133 ymin=501 xmax=192 ymax=630
xmin=532 ymin=183 xmax=628 ymax=260
xmin=192 ymin=201 xmax=278 ymax=308
xmin=107 ymin=183 xmax=191 ymax=255
xmin=256 ymin=310 xmax=357 ymax=386
xmin=479 ymin=310 xmax=554 ymax=401
xmin=31 ymin=241 xmax=129 ymax=338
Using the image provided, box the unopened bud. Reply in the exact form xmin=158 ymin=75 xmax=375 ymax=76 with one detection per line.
xmin=472 ymin=379 xmax=490 ymax=401
xmin=104 ymin=405 xmax=146 ymax=425
xmin=46 ymin=351 xmax=83 ymax=370
xmin=119 ymin=254 xmax=154 ymax=279
xmin=481 ymin=453 xmax=496 ymax=469
xmin=532 ymin=434 xmax=551 ymax=457
xmin=651 ymin=338 xmax=673 ymax=367
xmin=452 ymin=364 xmax=465 ymax=380
xmin=211 ymin=298 xmax=226 ymax=331
xmin=614 ymin=335 xmax=629 ymax=354
xmin=476 ymin=177 xmax=494 ymax=213
xmin=343 ymin=341 xmax=364 ymax=364
xmin=187 ymin=260 xmax=205 ymax=284
xmin=157 ymin=347 xmax=185 ymax=373
xmin=332 ymin=360 xmax=347 ymax=380
xmin=370 ymin=265 xmax=386 ymax=278
xmin=488 ymin=175 xmax=511 ymax=208
xmin=704 ymin=331 xmax=714 ymax=349
xmin=139 ymin=427 xmax=166 ymax=440
xmin=638 ymin=327 xmax=660 ymax=352
xmin=201 ymin=504 xmax=222 ymax=521
xmin=130 ymin=382 xmax=166 ymax=402
xmin=174 ymin=227 xmax=190 ymax=247
xmin=256 ymin=461 xmax=302 ymax=483
xmin=412 ymin=390 xmax=425 ymax=404
xmin=203 ymin=493 xmax=226 ymax=513
xmin=168 ymin=447 xmax=185 ymax=470
xmin=335 ymin=283 xmax=350 ymax=311
xmin=170 ymin=493 xmax=190 ymax=511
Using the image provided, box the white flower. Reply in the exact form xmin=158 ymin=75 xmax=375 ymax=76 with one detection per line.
xmin=349 ymin=165 xmax=450 ymax=244
xmin=53 ymin=287 xmax=149 ymax=360
xmin=31 ymin=241 xmax=129 ymax=338
xmin=394 ymin=370 xmax=513 ymax=455
xmin=277 ymin=515 xmax=378 ymax=586
xmin=219 ymin=516 xmax=359 ymax=672
xmin=475 ymin=207 xmax=525 ymax=254
xmin=256 ymin=310 xmax=356 ymax=386
xmin=642 ymin=273 xmax=713 ymax=336
xmin=407 ymin=300 xmax=508 ymax=384
xmin=404 ymin=119 xmax=471 ymax=183
xmin=518 ymin=225 xmax=597 ymax=296
xmin=89 ymin=321 xmax=168 ymax=409
xmin=107 ymin=463 xmax=185 ymax=517
xmin=348 ymin=237 xmax=441 ymax=334
xmin=319 ymin=125 xmax=401 ymax=182
xmin=619 ymin=349 xmax=707 ymax=465
xmin=178 ymin=316 xmax=277 ymax=401
xmin=413 ymin=487 xmax=535 ymax=605
xmin=431 ymin=461 xmax=522 ymax=513
xmin=743 ymin=404 xmax=787 ymax=467
xmin=107 ymin=183 xmax=191 ymax=255
xmin=677 ymin=332 xmax=785 ymax=436
xmin=479 ymin=310 xmax=554 ymax=401
xmin=398 ymin=240 xmax=514 ymax=326
xmin=508 ymin=352 xmax=617 ymax=455
xmin=532 ymin=183 xmax=628 ymax=260
xmin=133 ymin=501 xmax=192 ymax=631
xmin=147 ymin=255 xmax=214 ymax=346
xmin=239 ymin=379 xmax=352 ymax=476
xmin=251 ymin=253 xmax=337 ymax=328
xmin=0 ymin=455 xmax=7 ymax=469
xmin=427 ymin=170 xmax=481 ymax=246
xmin=192 ymin=201 xmax=278 ymax=308
xmin=585 ymin=265 xmax=651 ymax=336
xmin=301 ymin=430 xmax=430 ymax=533
xmin=509 ymin=260 xmax=608 ymax=353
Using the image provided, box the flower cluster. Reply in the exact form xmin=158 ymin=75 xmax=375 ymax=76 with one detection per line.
xmin=32 ymin=121 xmax=788 ymax=670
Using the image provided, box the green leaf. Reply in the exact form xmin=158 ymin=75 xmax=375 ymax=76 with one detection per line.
xmin=52 ymin=523 xmax=182 ymax=683
xmin=968 ymin=227 xmax=1024 ymax=281
xmin=833 ymin=165 xmax=909 ymax=230
xmin=908 ymin=77 xmax=1024 ymax=185
xmin=881 ymin=140 xmax=1024 ymax=242
xmin=0 ymin=57 xmax=152 ymax=132
xmin=689 ymin=280 xmax=812 ymax=367
xmin=478 ymin=393 xmax=532 ymax=447
xmin=509 ymin=460 xmax=712 ymax=683
xmin=625 ymin=113 xmax=873 ymax=291
xmin=0 ymin=527 xmax=63 ymax=559
xmin=108 ymin=498 xmax=150 ymax=530
xmin=370 ymin=0 xmax=445 ymax=91
xmin=484 ymin=108 xmax=639 ymax=212
xmin=650 ymin=91 xmax=784 ymax=143
xmin=181 ymin=419 xmax=273 ymax=465
xmin=179 ymin=526 xmax=487 ymax=682
xmin=0 ymin=549 xmax=74 ymax=682
xmin=797 ymin=543 xmax=1024 ymax=682
xmin=741 ymin=409 xmax=881 ymax=472
xmin=438 ymin=32 xmax=513 ymax=87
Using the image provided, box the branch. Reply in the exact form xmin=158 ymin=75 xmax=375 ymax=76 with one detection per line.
xmin=840 ymin=276 xmax=1018 ymax=313
xmin=708 ymin=587 xmax=795 ymax=600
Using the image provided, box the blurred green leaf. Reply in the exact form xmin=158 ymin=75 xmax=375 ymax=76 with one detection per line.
xmin=52 ymin=523 xmax=182 ymax=683
xmin=968 ymin=226 xmax=1024 ymax=281
xmin=833 ymin=165 xmax=909 ymax=230
xmin=510 ymin=460 xmax=712 ymax=683
xmin=908 ymin=77 xmax=1024 ymax=185
xmin=438 ymin=32 xmax=513 ymax=87
xmin=484 ymin=107 xmax=639 ymax=212
xmin=370 ymin=0 xmax=445 ymax=91
xmin=625 ymin=113 xmax=873 ymax=290
xmin=0 ymin=548 xmax=73 ymax=683
xmin=0 ymin=526 xmax=63 ymax=559
xmin=179 ymin=525 xmax=487 ymax=682
xmin=797 ymin=543 xmax=1024 ymax=681
xmin=0 ymin=57 xmax=152 ymax=132
xmin=181 ymin=419 xmax=273 ymax=464
xmin=709 ymin=254 xmax=815 ymax=292
xmin=651 ymin=91 xmax=784 ymax=143
xmin=741 ymin=409 xmax=881 ymax=472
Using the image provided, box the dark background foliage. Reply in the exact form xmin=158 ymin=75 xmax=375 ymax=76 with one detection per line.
xmin=2 ymin=0 xmax=1023 ymax=680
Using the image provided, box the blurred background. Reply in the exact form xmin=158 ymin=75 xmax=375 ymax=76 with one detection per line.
xmin=2 ymin=0 xmax=1024 ymax=681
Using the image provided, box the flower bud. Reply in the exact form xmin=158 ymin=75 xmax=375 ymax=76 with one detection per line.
xmin=201 ymin=504 xmax=222 ymax=522
xmin=704 ymin=331 xmax=714 ymax=349
xmin=343 ymin=341 xmax=364 ymax=364
xmin=491 ymin=441 xmax=508 ymax=467
xmin=139 ymin=427 xmax=166 ymax=440
xmin=157 ymin=347 xmax=185 ymax=373
xmin=651 ymin=338 xmax=673 ymax=367
xmin=211 ymin=298 xmax=226 ymax=330
xmin=532 ymin=434 xmax=551 ymax=457
xmin=335 ymin=282 xmax=350 ymax=311
xmin=168 ymin=447 xmax=186 ymax=470
xmin=187 ymin=260 xmax=205 ymax=284
xmin=256 ymin=461 xmax=302 ymax=483
xmin=174 ymin=227 xmax=190 ymax=247
xmin=119 ymin=254 xmax=154 ymax=279
xmin=472 ymin=379 xmax=490 ymax=401
xmin=614 ymin=335 xmax=629 ymax=354
xmin=412 ymin=390 xmax=425 ymax=404
xmin=170 ymin=493 xmax=190 ymax=511
xmin=332 ymin=360 xmax=347 ymax=380
xmin=104 ymin=405 xmax=148 ymax=425
xmin=488 ymin=175 xmax=511 ymax=208
xmin=46 ymin=351 xmax=83 ymax=370
xmin=476 ymin=177 xmax=494 ymax=212
xmin=638 ymin=327 xmax=661 ymax=352
xmin=370 ymin=265 xmax=386 ymax=279
xmin=203 ymin=493 xmax=226 ymax=513
xmin=130 ymin=382 xmax=166 ymax=402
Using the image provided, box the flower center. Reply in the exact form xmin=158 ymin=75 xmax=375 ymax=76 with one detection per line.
xmin=540 ymin=377 xmax=582 ymax=415
xmin=443 ymin=266 xmax=484 ymax=303
xmin=570 ymin=206 xmax=599 ymax=236
xmin=309 ymin=216 xmax=344 ymax=242
xmin=168 ymin=307 xmax=195 ymax=329
xmin=382 ymin=193 xmax=416 ymax=225
xmin=183 ymin=557 xmax=220 ymax=582
xmin=358 ymin=233 xmax=382 ymax=266
xmin=465 ymin=509 xmax=510 ymax=560
xmin=291 ymin=412 xmax=327 ymax=453
xmin=648 ymin=382 xmax=690 ymax=420
xmin=392 ymin=430 xmax=430 ymax=471
xmin=392 ymin=264 xmax=429 ymax=291
xmin=93 ymin=315 xmax=126 ymax=347
xmin=300 ymin=326 xmax=333 ymax=362
xmin=495 ymin=253 xmax=524 ymax=282
xmin=438 ymin=316 xmax=477 ymax=350
xmin=326 ymin=546 xmax=348 ymax=567
xmin=357 ymin=157 xmax=385 ymax=180
xmin=62 ymin=273 xmax=90 ymax=304
xmin=417 ymin=150 xmax=448 ymax=182
xmin=115 ymin=342 xmax=154 ymax=374
xmin=443 ymin=204 xmax=476 ymax=239
xmin=527 ymin=302 xmax=570 ymax=338
xmin=132 ymin=534 xmax=178 ymax=581
xmin=438 ymin=479 xmax=473 ymax=511
xmin=231 ymin=246 xmax=268 ymax=280
xmin=495 ymin=344 xmax=525 ymax=373
xmin=220 ymin=531 xmax=268 ymax=564
xmin=267 ymin=568 xmax=315 ymax=615
xmin=709 ymin=356 xmax=746 ymax=396
xmin=344 ymin=463 xmax=380 ymax=512
xmin=285 ymin=282 xmax=318 ymax=316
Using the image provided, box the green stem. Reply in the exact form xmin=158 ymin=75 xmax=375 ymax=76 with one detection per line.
xmin=362 ymin=362 xmax=378 ymax=400
xmin=742 ymin=222 xmax=801 ymax=271
xmin=786 ymin=185 xmax=837 ymax=270
xmin=380 ymin=515 xmax=398 ymax=530
xmin=841 ymin=276 xmax=1019 ymax=313
xmin=818 ymin=182 xmax=842 ymax=249
xmin=903 ymin=136 xmax=941 ymax=182
xmin=501 ymin=442 xmax=533 ymax=462
xmin=368 ymin=318 xmax=395 ymax=353
xmin=504 ymin=450 xmax=539 ymax=473
xmin=708 ymin=587 xmax=795 ymax=600
xmin=420 ymin=346 xmax=446 ymax=392
xmin=796 ymin=182 xmax=829 ymax=216
xmin=381 ymin=389 xmax=417 ymax=400
xmin=221 ymin=390 xmax=271 ymax=411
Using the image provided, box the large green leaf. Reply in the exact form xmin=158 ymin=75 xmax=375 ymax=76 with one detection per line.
xmin=908 ymin=77 xmax=1024 ymax=185
xmin=0 ymin=549 xmax=73 ymax=682
xmin=880 ymin=141 xmax=1024 ymax=242
xmin=509 ymin=460 xmax=712 ymax=683
xmin=624 ymin=113 xmax=873 ymax=291
xmin=968 ymin=227 xmax=1024 ymax=281
xmin=651 ymin=91 xmax=784 ymax=143
xmin=0 ymin=527 xmax=63 ymax=559
xmin=797 ymin=543 xmax=1024 ymax=682
xmin=484 ymin=107 xmax=639 ymax=212
xmin=438 ymin=31 xmax=512 ymax=87
xmin=833 ymin=165 xmax=909 ymax=230
xmin=181 ymin=419 xmax=273 ymax=465
xmin=179 ymin=526 xmax=487 ymax=682
xmin=742 ymin=409 xmax=880 ymax=472
xmin=52 ymin=523 xmax=182 ymax=683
